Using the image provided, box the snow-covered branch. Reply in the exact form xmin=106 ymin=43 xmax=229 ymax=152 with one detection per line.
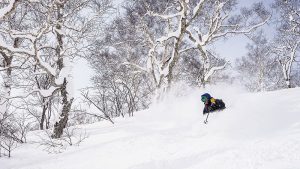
xmin=0 ymin=86 xmax=60 ymax=105
xmin=156 ymin=29 xmax=182 ymax=43
xmin=273 ymin=39 xmax=300 ymax=88
xmin=191 ymin=0 xmax=206 ymax=20
xmin=211 ymin=16 xmax=270 ymax=41
xmin=122 ymin=62 xmax=148 ymax=73
xmin=147 ymin=11 xmax=183 ymax=20
xmin=0 ymin=29 xmax=36 ymax=42
xmin=0 ymin=40 xmax=35 ymax=56
xmin=0 ymin=0 xmax=19 ymax=20
xmin=204 ymin=62 xmax=227 ymax=81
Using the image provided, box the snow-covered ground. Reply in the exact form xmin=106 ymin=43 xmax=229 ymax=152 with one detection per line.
xmin=1 ymin=86 xmax=300 ymax=169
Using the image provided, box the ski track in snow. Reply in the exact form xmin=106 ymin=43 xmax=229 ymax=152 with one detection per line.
xmin=1 ymin=87 xmax=300 ymax=169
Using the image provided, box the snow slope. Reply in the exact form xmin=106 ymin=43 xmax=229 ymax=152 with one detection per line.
xmin=1 ymin=86 xmax=300 ymax=169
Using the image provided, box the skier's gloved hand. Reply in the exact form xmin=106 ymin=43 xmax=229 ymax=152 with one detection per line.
xmin=203 ymin=108 xmax=208 ymax=114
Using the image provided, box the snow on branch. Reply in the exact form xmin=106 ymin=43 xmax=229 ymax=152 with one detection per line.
xmin=146 ymin=0 xmax=185 ymax=20
xmin=285 ymin=41 xmax=300 ymax=80
xmin=0 ymin=22 xmax=56 ymax=77
xmin=192 ymin=0 xmax=206 ymax=20
xmin=122 ymin=62 xmax=148 ymax=73
xmin=186 ymin=27 xmax=202 ymax=46
xmin=0 ymin=64 xmax=30 ymax=71
xmin=0 ymin=86 xmax=60 ymax=105
xmin=204 ymin=62 xmax=228 ymax=81
xmin=179 ymin=46 xmax=196 ymax=54
xmin=147 ymin=11 xmax=183 ymax=20
xmin=211 ymin=15 xmax=271 ymax=40
xmin=35 ymin=58 xmax=56 ymax=77
xmin=0 ymin=0 xmax=18 ymax=20
xmin=0 ymin=40 xmax=56 ymax=77
xmin=0 ymin=29 xmax=36 ymax=42
xmin=0 ymin=39 xmax=35 ymax=56
xmin=0 ymin=24 xmax=56 ymax=76
xmin=156 ymin=29 xmax=182 ymax=43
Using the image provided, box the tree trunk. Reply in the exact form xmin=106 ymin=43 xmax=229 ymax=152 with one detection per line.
xmin=40 ymin=103 xmax=47 ymax=130
xmin=52 ymin=79 xmax=73 ymax=138
xmin=51 ymin=2 xmax=73 ymax=138
xmin=286 ymin=79 xmax=291 ymax=88
xmin=166 ymin=3 xmax=188 ymax=88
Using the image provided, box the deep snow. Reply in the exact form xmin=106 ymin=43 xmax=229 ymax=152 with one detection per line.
xmin=1 ymin=86 xmax=300 ymax=169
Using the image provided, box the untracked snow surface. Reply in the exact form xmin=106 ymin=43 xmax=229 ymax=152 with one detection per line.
xmin=1 ymin=86 xmax=300 ymax=169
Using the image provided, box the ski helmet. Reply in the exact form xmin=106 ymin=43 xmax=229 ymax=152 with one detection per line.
xmin=201 ymin=93 xmax=211 ymax=102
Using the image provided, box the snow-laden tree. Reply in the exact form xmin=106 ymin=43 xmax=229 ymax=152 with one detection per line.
xmin=30 ymin=0 xmax=109 ymax=138
xmin=273 ymin=0 xmax=300 ymax=36
xmin=120 ymin=0 xmax=270 ymax=95
xmin=291 ymin=62 xmax=300 ymax=87
xmin=0 ymin=0 xmax=21 ymax=117
xmin=272 ymin=37 xmax=300 ymax=88
xmin=0 ymin=0 xmax=110 ymax=139
xmin=272 ymin=0 xmax=300 ymax=88
xmin=0 ymin=0 xmax=33 ymax=157
xmin=85 ymin=15 xmax=154 ymax=119
xmin=178 ymin=49 xmax=229 ymax=86
xmin=236 ymin=31 xmax=284 ymax=92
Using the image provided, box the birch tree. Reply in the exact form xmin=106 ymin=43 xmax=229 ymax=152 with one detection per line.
xmin=0 ymin=1 xmax=33 ymax=156
xmin=121 ymin=0 xmax=270 ymax=94
xmin=236 ymin=31 xmax=283 ymax=92
xmin=272 ymin=0 xmax=300 ymax=88
xmin=0 ymin=0 xmax=105 ymax=139
xmin=273 ymin=38 xmax=300 ymax=88
xmin=0 ymin=0 xmax=22 ymax=117
xmin=85 ymin=15 xmax=154 ymax=119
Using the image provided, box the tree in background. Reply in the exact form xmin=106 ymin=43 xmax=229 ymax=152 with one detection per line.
xmin=272 ymin=36 xmax=299 ymax=88
xmin=0 ymin=0 xmax=27 ymax=157
xmin=236 ymin=0 xmax=300 ymax=91
xmin=272 ymin=0 xmax=300 ymax=88
xmin=84 ymin=14 xmax=154 ymax=119
xmin=236 ymin=31 xmax=284 ymax=92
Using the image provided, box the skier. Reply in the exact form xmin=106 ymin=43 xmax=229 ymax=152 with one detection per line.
xmin=201 ymin=93 xmax=225 ymax=115
xmin=201 ymin=93 xmax=225 ymax=124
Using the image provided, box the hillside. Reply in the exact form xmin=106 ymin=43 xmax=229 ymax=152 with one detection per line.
xmin=1 ymin=87 xmax=300 ymax=169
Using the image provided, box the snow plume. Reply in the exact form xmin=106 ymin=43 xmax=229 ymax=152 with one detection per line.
xmin=146 ymin=82 xmax=246 ymax=128
xmin=138 ymin=84 xmax=300 ymax=145
xmin=138 ymin=83 xmax=203 ymax=129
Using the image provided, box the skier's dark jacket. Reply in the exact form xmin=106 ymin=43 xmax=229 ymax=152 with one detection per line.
xmin=201 ymin=93 xmax=225 ymax=114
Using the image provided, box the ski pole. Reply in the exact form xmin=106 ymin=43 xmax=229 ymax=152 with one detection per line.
xmin=204 ymin=112 xmax=210 ymax=124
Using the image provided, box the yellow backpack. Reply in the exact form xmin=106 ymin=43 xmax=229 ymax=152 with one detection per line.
xmin=210 ymin=98 xmax=216 ymax=104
